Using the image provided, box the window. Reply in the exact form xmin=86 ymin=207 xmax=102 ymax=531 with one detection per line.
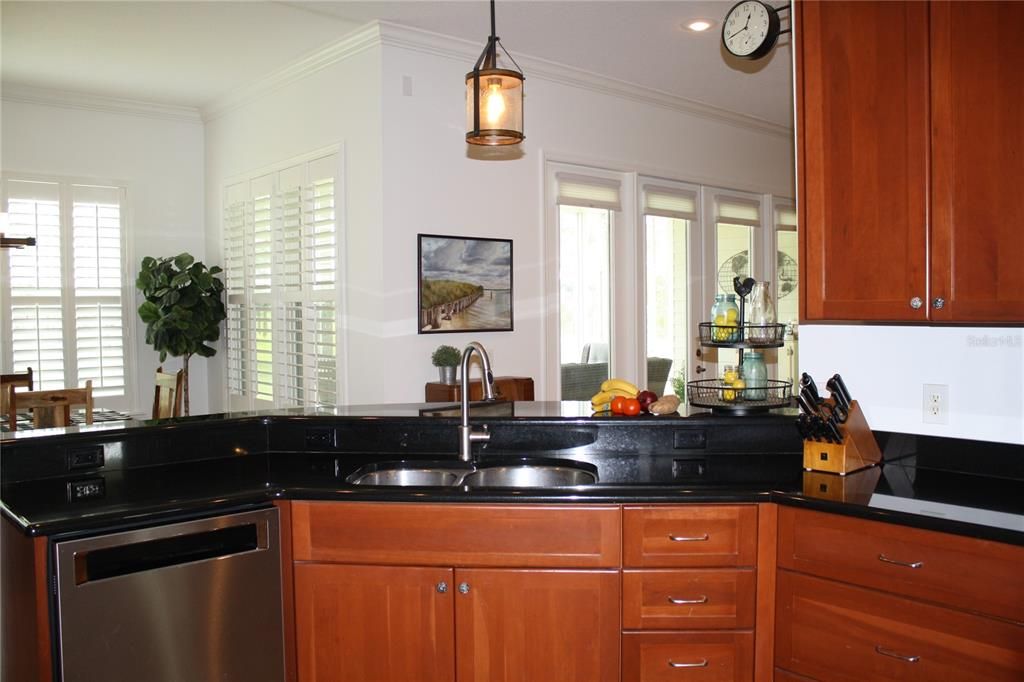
xmin=774 ymin=198 xmax=799 ymax=384
xmin=545 ymin=161 xmax=799 ymax=400
xmin=223 ymin=151 xmax=341 ymax=410
xmin=1 ymin=176 xmax=131 ymax=409
xmin=643 ymin=181 xmax=699 ymax=395
xmin=553 ymin=169 xmax=622 ymax=400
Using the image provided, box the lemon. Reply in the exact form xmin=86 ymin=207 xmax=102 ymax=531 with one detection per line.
xmin=733 ymin=378 xmax=746 ymax=398
xmin=726 ymin=308 xmax=739 ymax=321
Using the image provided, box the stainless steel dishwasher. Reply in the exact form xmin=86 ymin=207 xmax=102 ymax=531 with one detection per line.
xmin=54 ymin=507 xmax=285 ymax=682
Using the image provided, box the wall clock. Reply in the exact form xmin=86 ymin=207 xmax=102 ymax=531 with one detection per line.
xmin=722 ymin=0 xmax=790 ymax=60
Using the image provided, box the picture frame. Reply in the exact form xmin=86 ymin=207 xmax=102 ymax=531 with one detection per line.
xmin=418 ymin=234 xmax=513 ymax=334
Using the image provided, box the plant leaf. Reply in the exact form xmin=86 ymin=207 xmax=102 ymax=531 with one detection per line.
xmin=174 ymin=253 xmax=195 ymax=270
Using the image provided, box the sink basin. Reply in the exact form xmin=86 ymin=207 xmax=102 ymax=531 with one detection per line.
xmin=345 ymin=457 xmax=597 ymax=488
xmin=462 ymin=464 xmax=597 ymax=488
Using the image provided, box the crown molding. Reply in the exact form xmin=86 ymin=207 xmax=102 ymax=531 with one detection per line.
xmin=200 ymin=20 xmax=791 ymax=139
xmin=0 ymin=82 xmax=202 ymax=123
xmin=202 ymin=22 xmax=383 ymax=122
xmin=377 ymin=22 xmax=793 ymax=139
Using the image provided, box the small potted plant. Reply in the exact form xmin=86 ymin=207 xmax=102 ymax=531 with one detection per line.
xmin=432 ymin=344 xmax=462 ymax=384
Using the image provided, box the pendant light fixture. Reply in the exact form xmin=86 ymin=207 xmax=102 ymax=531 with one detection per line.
xmin=465 ymin=0 xmax=524 ymax=146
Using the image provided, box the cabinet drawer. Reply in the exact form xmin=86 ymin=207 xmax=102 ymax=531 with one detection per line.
xmin=777 ymin=506 xmax=1024 ymax=622
xmin=623 ymin=569 xmax=755 ymax=630
xmin=622 ymin=632 xmax=753 ymax=682
xmin=292 ymin=502 xmax=621 ymax=567
xmin=775 ymin=569 xmax=1024 ymax=682
xmin=623 ymin=506 xmax=757 ymax=568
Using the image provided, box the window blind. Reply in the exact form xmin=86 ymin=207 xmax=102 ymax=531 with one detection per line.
xmin=643 ymin=185 xmax=697 ymax=220
xmin=556 ymin=173 xmax=622 ymax=211
xmin=2 ymin=177 xmax=129 ymax=404
xmin=716 ymin=196 xmax=762 ymax=227
xmin=222 ymin=152 xmax=340 ymax=410
xmin=774 ymin=201 xmax=797 ymax=230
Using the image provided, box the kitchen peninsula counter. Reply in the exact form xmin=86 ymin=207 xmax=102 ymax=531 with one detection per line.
xmin=1 ymin=402 xmax=1021 ymax=546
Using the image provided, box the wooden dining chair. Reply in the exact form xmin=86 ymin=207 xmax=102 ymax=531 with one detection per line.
xmin=8 ymin=380 xmax=93 ymax=431
xmin=153 ymin=366 xmax=184 ymax=419
xmin=0 ymin=367 xmax=33 ymax=417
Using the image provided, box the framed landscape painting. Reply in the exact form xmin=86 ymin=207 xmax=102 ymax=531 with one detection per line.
xmin=418 ymin=234 xmax=513 ymax=333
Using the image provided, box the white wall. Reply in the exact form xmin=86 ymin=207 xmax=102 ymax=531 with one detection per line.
xmin=800 ymin=326 xmax=1024 ymax=445
xmin=0 ymin=96 xmax=207 ymax=414
xmin=201 ymin=22 xmax=793 ymax=409
xmin=376 ymin=27 xmax=794 ymax=404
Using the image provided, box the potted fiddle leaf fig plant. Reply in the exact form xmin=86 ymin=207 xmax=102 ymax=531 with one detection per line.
xmin=431 ymin=344 xmax=461 ymax=384
xmin=136 ymin=253 xmax=227 ymax=415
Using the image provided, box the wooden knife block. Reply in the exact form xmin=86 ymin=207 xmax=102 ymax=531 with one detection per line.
xmin=802 ymin=400 xmax=881 ymax=475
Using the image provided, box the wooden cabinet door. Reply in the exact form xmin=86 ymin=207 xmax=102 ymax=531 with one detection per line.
xmin=294 ymin=563 xmax=454 ymax=682
xmin=454 ymin=569 xmax=620 ymax=682
xmin=930 ymin=1 xmax=1024 ymax=322
xmin=798 ymin=1 xmax=930 ymax=320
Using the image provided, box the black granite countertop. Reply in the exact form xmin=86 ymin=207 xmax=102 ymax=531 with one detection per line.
xmin=1 ymin=403 xmax=1021 ymax=545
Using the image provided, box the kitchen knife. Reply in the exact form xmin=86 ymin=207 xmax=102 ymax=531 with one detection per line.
xmin=800 ymin=373 xmax=823 ymax=404
xmin=829 ymin=401 xmax=849 ymax=424
xmin=824 ymin=419 xmax=843 ymax=444
xmin=796 ymin=392 xmax=819 ymax=417
xmin=826 ymin=374 xmax=852 ymax=410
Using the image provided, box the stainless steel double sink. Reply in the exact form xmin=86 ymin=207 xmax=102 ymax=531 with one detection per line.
xmin=346 ymin=456 xmax=598 ymax=488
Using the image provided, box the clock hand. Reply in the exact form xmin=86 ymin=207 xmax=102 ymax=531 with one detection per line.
xmin=727 ymin=27 xmax=748 ymax=39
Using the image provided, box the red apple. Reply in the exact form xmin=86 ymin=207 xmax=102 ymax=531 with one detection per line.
xmin=637 ymin=390 xmax=658 ymax=413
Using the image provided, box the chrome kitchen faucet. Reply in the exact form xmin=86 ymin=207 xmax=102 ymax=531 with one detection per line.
xmin=458 ymin=341 xmax=496 ymax=461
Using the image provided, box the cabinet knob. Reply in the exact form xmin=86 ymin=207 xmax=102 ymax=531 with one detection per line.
xmin=910 ymin=297 xmax=923 ymax=310
xmin=932 ymin=297 xmax=945 ymax=310
xmin=436 ymin=581 xmax=448 ymax=594
xmin=695 ymin=366 xmax=706 ymax=374
xmin=458 ymin=582 xmax=470 ymax=594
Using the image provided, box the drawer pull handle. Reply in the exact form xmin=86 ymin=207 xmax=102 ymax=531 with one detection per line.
xmin=668 ymin=533 xmax=709 ymax=542
xmin=878 ymin=554 xmax=923 ymax=569
xmin=875 ymin=645 xmax=920 ymax=663
xmin=668 ymin=659 xmax=708 ymax=668
xmin=668 ymin=595 xmax=708 ymax=605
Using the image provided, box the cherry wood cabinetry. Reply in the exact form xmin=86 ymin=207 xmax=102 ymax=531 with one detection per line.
xmin=776 ymin=571 xmax=1024 ymax=682
xmin=291 ymin=502 xmax=621 ymax=682
xmin=775 ymin=506 xmax=1024 ymax=681
xmin=929 ymin=1 xmax=1024 ymax=321
xmin=621 ymin=505 xmax=759 ymax=682
xmin=295 ymin=564 xmax=455 ymax=682
xmin=777 ymin=506 xmax=1024 ymax=622
xmin=455 ymin=569 xmax=620 ymax=682
xmin=797 ymin=0 xmax=1024 ymax=322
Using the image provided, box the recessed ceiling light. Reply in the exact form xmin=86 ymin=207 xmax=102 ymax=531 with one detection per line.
xmin=685 ymin=19 xmax=714 ymax=32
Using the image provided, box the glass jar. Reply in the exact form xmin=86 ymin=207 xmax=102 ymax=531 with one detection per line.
xmin=721 ymin=364 xmax=738 ymax=402
xmin=741 ymin=351 xmax=768 ymax=400
xmin=710 ymin=294 xmax=740 ymax=342
xmin=747 ymin=282 xmax=777 ymax=344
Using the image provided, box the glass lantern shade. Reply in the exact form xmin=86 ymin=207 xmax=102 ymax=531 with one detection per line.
xmin=465 ymin=68 xmax=524 ymax=145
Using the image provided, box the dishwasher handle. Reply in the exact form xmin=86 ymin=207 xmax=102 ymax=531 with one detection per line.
xmin=75 ymin=521 xmax=268 ymax=585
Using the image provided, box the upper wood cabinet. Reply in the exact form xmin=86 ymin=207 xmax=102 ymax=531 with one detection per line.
xmin=797 ymin=0 xmax=1024 ymax=323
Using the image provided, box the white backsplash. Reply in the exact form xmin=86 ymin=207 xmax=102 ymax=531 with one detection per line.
xmin=799 ymin=325 xmax=1024 ymax=445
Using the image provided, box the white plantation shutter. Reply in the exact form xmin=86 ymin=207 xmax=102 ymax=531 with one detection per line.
xmin=223 ymin=151 xmax=340 ymax=410
xmin=1 ymin=176 xmax=131 ymax=406
xmin=72 ymin=185 xmax=126 ymax=397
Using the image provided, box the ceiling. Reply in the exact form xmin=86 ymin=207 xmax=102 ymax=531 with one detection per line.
xmin=1 ymin=1 xmax=793 ymax=127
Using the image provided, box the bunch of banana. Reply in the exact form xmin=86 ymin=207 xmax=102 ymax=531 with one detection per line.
xmin=590 ymin=378 xmax=639 ymax=409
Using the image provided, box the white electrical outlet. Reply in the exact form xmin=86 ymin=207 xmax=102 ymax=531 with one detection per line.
xmin=922 ymin=384 xmax=949 ymax=424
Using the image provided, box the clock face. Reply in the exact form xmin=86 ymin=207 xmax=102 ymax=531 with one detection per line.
xmin=723 ymin=0 xmax=774 ymax=58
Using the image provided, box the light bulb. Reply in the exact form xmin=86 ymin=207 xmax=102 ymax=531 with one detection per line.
xmin=484 ymin=79 xmax=506 ymax=126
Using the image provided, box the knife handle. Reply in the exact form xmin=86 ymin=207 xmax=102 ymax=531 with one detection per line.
xmin=801 ymin=373 xmax=822 ymax=404
xmin=827 ymin=374 xmax=852 ymax=409
xmin=796 ymin=392 xmax=818 ymax=416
